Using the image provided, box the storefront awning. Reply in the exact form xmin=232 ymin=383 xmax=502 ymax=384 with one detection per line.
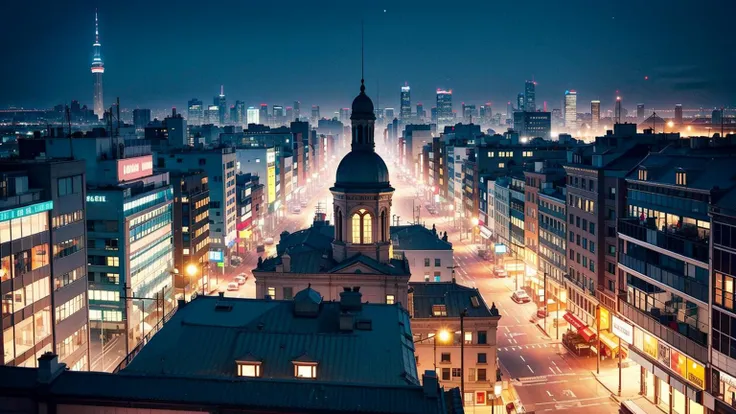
xmin=563 ymin=312 xmax=587 ymax=331
xmin=480 ymin=226 xmax=493 ymax=239
xmin=599 ymin=331 xmax=621 ymax=351
xmin=579 ymin=327 xmax=596 ymax=342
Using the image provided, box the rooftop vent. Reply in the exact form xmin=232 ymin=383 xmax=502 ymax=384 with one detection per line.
xmin=355 ymin=319 xmax=373 ymax=331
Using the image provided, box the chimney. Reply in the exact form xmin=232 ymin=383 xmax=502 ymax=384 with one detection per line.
xmin=422 ymin=370 xmax=439 ymax=398
xmin=37 ymin=353 xmax=66 ymax=384
xmin=339 ymin=287 xmax=362 ymax=312
xmin=282 ymin=252 xmax=291 ymax=272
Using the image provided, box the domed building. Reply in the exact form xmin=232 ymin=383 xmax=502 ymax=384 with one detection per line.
xmin=253 ymin=77 xmax=411 ymax=305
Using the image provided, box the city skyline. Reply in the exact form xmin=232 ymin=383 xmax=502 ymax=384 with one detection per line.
xmin=1 ymin=0 xmax=735 ymax=113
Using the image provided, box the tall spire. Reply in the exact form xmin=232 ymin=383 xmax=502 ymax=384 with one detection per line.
xmin=95 ymin=9 xmax=99 ymax=43
xmin=360 ymin=20 xmax=365 ymax=93
xmin=220 ymin=84 xmax=224 ymax=97
xmin=91 ymin=9 xmax=105 ymax=120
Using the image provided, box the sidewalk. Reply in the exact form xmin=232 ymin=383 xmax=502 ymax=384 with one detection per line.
xmin=592 ymin=364 xmax=641 ymax=399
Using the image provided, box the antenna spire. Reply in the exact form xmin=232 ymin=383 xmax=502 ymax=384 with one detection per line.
xmin=95 ymin=9 xmax=99 ymax=43
xmin=360 ymin=20 xmax=365 ymax=93
xmin=220 ymin=84 xmax=224 ymax=96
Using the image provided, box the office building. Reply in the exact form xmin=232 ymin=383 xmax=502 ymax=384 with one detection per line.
xmin=235 ymin=147 xmax=281 ymax=232
xmin=285 ymin=106 xmax=294 ymax=123
xmin=462 ymin=104 xmax=477 ymax=124
xmin=90 ymin=11 xmax=104 ymax=119
xmin=339 ymin=108 xmax=350 ymax=124
xmin=155 ymin=148 xmax=237 ymax=260
xmin=537 ymin=185 xmax=567 ymax=337
xmin=204 ymin=105 xmax=219 ymax=126
xmin=436 ymin=89 xmax=453 ymax=130
xmin=591 ymin=100 xmax=601 ymax=132
xmin=513 ymin=111 xmax=551 ymax=139
xmin=132 ymin=109 xmax=151 ymax=131
xmin=235 ymin=173 xmax=264 ymax=254
xmin=713 ymin=109 xmax=724 ymax=127
xmin=0 ymin=159 xmax=89 ymax=372
xmin=409 ymin=281 xmax=502 ymax=409
xmin=169 ymin=171 xmax=209 ymax=299
xmin=675 ymin=104 xmax=683 ymax=125
xmin=293 ymin=100 xmax=301 ymax=120
xmin=187 ymin=98 xmax=203 ymax=126
xmin=416 ymin=103 xmax=425 ymax=120
xmin=311 ymin=105 xmax=320 ymax=125
xmin=163 ymin=108 xmax=187 ymax=148
xmin=272 ymin=105 xmax=286 ymax=127
xmin=564 ymin=90 xmax=577 ymax=131
xmin=385 ymin=108 xmax=395 ymax=121
xmin=636 ymin=103 xmax=645 ymax=121
xmin=259 ymin=104 xmax=269 ymax=126
xmin=401 ymin=84 xmax=411 ymax=119
xmin=525 ymin=80 xmax=536 ymax=112
xmin=0 ymin=290 xmax=461 ymax=414
xmin=246 ymin=106 xmax=260 ymax=125
xmin=480 ymin=103 xmax=492 ymax=124
xmin=215 ymin=85 xmax=226 ymax=126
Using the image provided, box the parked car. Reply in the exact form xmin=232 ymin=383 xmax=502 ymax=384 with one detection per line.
xmin=536 ymin=307 xmax=548 ymax=318
xmin=511 ymin=290 xmax=531 ymax=303
xmin=494 ymin=267 xmax=507 ymax=278
xmin=234 ymin=274 xmax=247 ymax=285
xmin=227 ymin=282 xmax=239 ymax=291
xmin=300 ymin=200 xmax=308 ymax=208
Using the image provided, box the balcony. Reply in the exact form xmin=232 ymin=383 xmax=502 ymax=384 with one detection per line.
xmin=619 ymin=299 xmax=707 ymax=364
xmin=539 ymin=221 xmax=565 ymax=239
xmin=619 ymin=253 xmax=708 ymax=302
xmin=564 ymin=273 xmax=595 ymax=296
xmin=618 ymin=218 xmax=709 ymax=263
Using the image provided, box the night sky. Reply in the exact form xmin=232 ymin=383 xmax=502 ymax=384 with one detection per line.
xmin=2 ymin=0 xmax=735 ymax=113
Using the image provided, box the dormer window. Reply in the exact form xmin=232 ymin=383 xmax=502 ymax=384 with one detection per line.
xmin=294 ymin=362 xmax=317 ymax=379
xmin=676 ymin=169 xmax=687 ymax=186
xmin=638 ymin=167 xmax=648 ymax=181
xmin=432 ymin=304 xmax=447 ymax=317
xmin=236 ymin=361 xmax=261 ymax=377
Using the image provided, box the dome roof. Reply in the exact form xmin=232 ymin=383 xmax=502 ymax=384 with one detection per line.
xmin=335 ymin=150 xmax=390 ymax=187
xmin=351 ymin=81 xmax=375 ymax=118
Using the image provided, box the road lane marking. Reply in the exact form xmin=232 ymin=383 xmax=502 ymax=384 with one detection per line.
xmin=546 ymin=390 xmax=553 ymax=397
xmin=527 ymin=365 xmax=534 ymax=373
xmin=519 ymin=355 xmax=526 ymax=362
xmin=556 ymin=366 xmax=563 ymax=374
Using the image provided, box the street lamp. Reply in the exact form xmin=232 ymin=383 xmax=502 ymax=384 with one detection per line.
xmin=186 ymin=263 xmax=204 ymax=296
xmin=413 ymin=329 xmax=452 ymax=372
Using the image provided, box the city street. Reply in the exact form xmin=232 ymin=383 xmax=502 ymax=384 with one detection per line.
xmin=388 ymin=173 xmax=619 ymax=414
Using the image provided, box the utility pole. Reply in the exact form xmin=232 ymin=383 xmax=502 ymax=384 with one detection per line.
xmin=460 ymin=308 xmax=468 ymax=403
xmin=596 ymin=304 xmax=601 ymax=374
xmin=543 ymin=272 xmax=548 ymax=335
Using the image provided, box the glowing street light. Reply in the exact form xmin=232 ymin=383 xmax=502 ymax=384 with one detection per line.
xmin=471 ymin=217 xmax=479 ymax=226
xmin=186 ymin=263 xmax=204 ymax=296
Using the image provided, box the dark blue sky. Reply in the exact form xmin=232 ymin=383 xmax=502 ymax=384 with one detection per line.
xmin=2 ymin=0 xmax=734 ymax=114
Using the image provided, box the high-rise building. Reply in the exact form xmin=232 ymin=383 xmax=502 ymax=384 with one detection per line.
xmin=164 ymin=108 xmax=188 ymax=148
xmin=273 ymin=105 xmax=286 ymax=126
xmin=205 ymin=105 xmax=219 ymax=125
xmin=675 ymin=104 xmax=683 ymax=125
xmin=713 ymin=108 xmax=724 ymax=127
xmin=311 ymin=105 xmax=320 ymax=125
xmin=285 ymin=106 xmax=294 ymax=122
xmin=513 ymin=111 xmax=551 ymax=139
xmin=636 ymin=103 xmax=645 ymax=121
xmin=133 ymin=109 xmax=151 ymax=131
xmin=90 ymin=11 xmax=105 ymax=120
xmin=461 ymin=103 xmax=476 ymax=123
xmin=479 ymin=103 xmax=492 ymax=124
xmin=187 ymin=99 xmax=203 ymax=126
xmin=525 ymin=80 xmax=536 ymax=112
xmin=614 ymin=96 xmax=623 ymax=123
xmin=400 ymin=84 xmax=411 ymax=119
xmin=436 ymin=89 xmax=453 ymax=129
xmin=215 ymin=86 xmax=226 ymax=126
xmin=246 ymin=107 xmax=260 ymax=125
xmin=0 ymin=159 xmax=90 ymax=371
xmin=591 ymin=100 xmax=600 ymax=132
xmin=506 ymin=101 xmax=513 ymax=122
xmin=516 ymin=93 xmax=525 ymax=112
xmin=339 ymin=108 xmax=350 ymax=124
xmin=384 ymin=108 xmax=395 ymax=120
xmin=233 ymin=101 xmax=245 ymax=125
xmin=564 ymin=90 xmax=577 ymax=131
xmin=293 ymin=101 xmax=301 ymax=120
xmin=416 ymin=103 xmax=425 ymax=120
xmin=259 ymin=104 xmax=269 ymax=125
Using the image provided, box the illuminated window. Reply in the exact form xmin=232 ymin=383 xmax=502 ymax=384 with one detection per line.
xmin=676 ymin=169 xmax=687 ymax=186
xmin=638 ymin=168 xmax=648 ymax=181
xmin=294 ymin=363 xmax=317 ymax=378
xmin=499 ymin=163 xmax=505 ymax=168
xmin=351 ymin=209 xmax=372 ymax=244
xmin=432 ymin=304 xmax=447 ymax=316
xmin=237 ymin=362 xmax=261 ymax=377
xmin=267 ymin=287 xmax=275 ymax=299
xmin=386 ymin=294 xmax=395 ymax=305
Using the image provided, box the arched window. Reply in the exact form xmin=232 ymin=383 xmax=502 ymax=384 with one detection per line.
xmin=351 ymin=209 xmax=372 ymax=244
xmin=336 ymin=210 xmax=343 ymax=241
xmin=380 ymin=210 xmax=387 ymax=241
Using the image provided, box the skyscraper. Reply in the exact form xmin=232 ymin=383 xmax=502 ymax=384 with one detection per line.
xmin=339 ymin=108 xmax=350 ymax=124
xmin=614 ymin=96 xmax=622 ymax=123
xmin=675 ymin=104 xmax=683 ymax=125
xmin=462 ymin=103 xmax=476 ymax=123
xmin=591 ymin=100 xmax=600 ymax=132
xmin=516 ymin=93 xmax=525 ymax=112
xmin=215 ymin=86 xmax=226 ymax=125
xmin=273 ymin=105 xmax=285 ymax=126
xmin=636 ymin=103 xmax=645 ymax=121
xmin=286 ymin=106 xmax=294 ymax=122
xmin=564 ymin=90 xmax=577 ymax=131
xmin=235 ymin=100 xmax=245 ymax=125
xmin=713 ymin=108 xmax=723 ymax=127
xmin=133 ymin=108 xmax=151 ymax=130
xmin=506 ymin=101 xmax=513 ymax=122
xmin=293 ymin=101 xmax=301 ymax=120
xmin=480 ymin=103 xmax=492 ymax=124
xmin=246 ymin=107 xmax=259 ymax=125
xmin=187 ymin=99 xmax=203 ymax=126
xmin=416 ymin=103 xmax=425 ymax=120
xmin=90 ymin=11 xmax=105 ymax=120
xmin=259 ymin=104 xmax=269 ymax=125
xmin=436 ymin=89 xmax=453 ymax=129
xmin=400 ymin=84 xmax=411 ymax=119
xmin=311 ymin=105 xmax=320 ymax=124
xmin=524 ymin=80 xmax=536 ymax=112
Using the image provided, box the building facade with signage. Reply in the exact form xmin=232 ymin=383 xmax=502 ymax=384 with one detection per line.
xmin=235 ymin=147 xmax=281 ymax=233
xmin=235 ymin=173 xmax=264 ymax=254
xmin=0 ymin=159 xmax=90 ymax=372
xmin=155 ymin=148 xmax=237 ymax=260
xmin=169 ymin=170 xmax=210 ymax=298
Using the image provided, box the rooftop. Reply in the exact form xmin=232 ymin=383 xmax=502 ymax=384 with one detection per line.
xmin=626 ymin=151 xmax=736 ymax=192
xmin=391 ymin=225 xmax=453 ymax=251
xmin=409 ymin=281 xmax=500 ymax=319
xmin=122 ymin=292 xmax=420 ymax=387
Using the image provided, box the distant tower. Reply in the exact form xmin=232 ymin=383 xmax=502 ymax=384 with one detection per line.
xmin=524 ymin=80 xmax=536 ymax=112
xmin=674 ymin=104 xmax=683 ymax=125
xmin=614 ymin=96 xmax=622 ymax=124
xmin=517 ymin=93 xmax=525 ymax=112
xmin=564 ymin=90 xmax=577 ymax=131
xmin=400 ymin=83 xmax=411 ymax=119
xmin=636 ymin=103 xmax=645 ymax=121
xmin=90 ymin=10 xmax=105 ymax=120
xmin=293 ymin=101 xmax=301 ymax=120
xmin=216 ymin=86 xmax=226 ymax=125
xmin=591 ymin=100 xmax=600 ymax=132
